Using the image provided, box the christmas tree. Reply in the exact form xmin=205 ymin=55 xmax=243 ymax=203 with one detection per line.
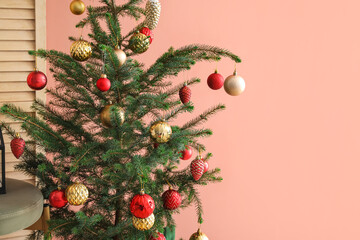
xmin=1 ymin=0 xmax=242 ymax=239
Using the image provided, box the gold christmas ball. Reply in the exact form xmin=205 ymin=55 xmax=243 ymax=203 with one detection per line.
xmin=150 ymin=121 xmax=172 ymax=143
xmin=129 ymin=33 xmax=150 ymax=54
xmin=189 ymin=229 xmax=209 ymax=240
xmin=100 ymin=104 xmax=125 ymax=128
xmin=224 ymin=70 xmax=246 ymax=96
xmin=114 ymin=46 xmax=127 ymax=66
xmin=132 ymin=213 xmax=155 ymax=231
xmin=70 ymin=0 xmax=85 ymax=15
xmin=70 ymin=38 xmax=92 ymax=62
xmin=65 ymin=182 xmax=89 ymax=206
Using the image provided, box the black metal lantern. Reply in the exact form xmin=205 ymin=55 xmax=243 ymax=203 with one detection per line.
xmin=0 ymin=127 xmax=5 ymax=194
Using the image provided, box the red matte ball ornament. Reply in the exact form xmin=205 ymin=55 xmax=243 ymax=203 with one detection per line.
xmin=139 ymin=27 xmax=153 ymax=44
xmin=27 ymin=70 xmax=47 ymax=90
xmin=49 ymin=188 xmax=68 ymax=208
xmin=180 ymin=145 xmax=192 ymax=160
xmin=130 ymin=190 xmax=155 ymax=219
xmin=162 ymin=187 xmax=182 ymax=210
xmin=207 ymin=69 xmax=224 ymax=90
xmin=149 ymin=232 xmax=166 ymax=240
xmin=96 ymin=74 xmax=111 ymax=92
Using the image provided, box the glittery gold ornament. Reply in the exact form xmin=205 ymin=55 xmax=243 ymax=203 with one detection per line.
xmin=129 ymin=33 xmax=150 ymax=54
xmin=114 ymin=46 xmax=127 ymax=66
xmin=132 ymin=213 xmax=155 ymax=231
xmin=100 ymin=104 xmax=125 ymax=128
xmin=70 ymin=0 xmax=85 ymax=15
xmin=70 ymin=38 xmax=92 ymax=62
xmin=224 ymin=69 xmax=246 ymax=96
xmin=144 ymin=0 xmax=161 ymax=30
xmin=189 ymin=229 xmax=209 ymax=240
xmin=149 ymin=121 xmax=172 ymax=143
xmin=65 ymin=182 xmax=89 ymax=206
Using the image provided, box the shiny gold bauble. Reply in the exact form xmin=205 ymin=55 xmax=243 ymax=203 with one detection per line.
xmin=149 ymin=121 xmax=172 ymax=143
xmin=65 ymin=182 xmax=89 ymax=206
xmin=132 ymin=213 xmax=155 ymax=231
xmin=114 ymin=46 xmax=127 ymax=66
xmin=189 ymin=229 xmax=209 ymax=240
xmin=129 ymin=33 xmax=150 ymax=54
xmin=224 ymin=70 xmax=246 ymax=96
xmin=100 ymin=104 xmax=125 ymax=128
xmin=144 ymin=0 xmax=161 ymax=30
xmin=70 ymin=38 xmax=92 ymax=62
xmin=70 ymin=0 xmax=85 ymax=15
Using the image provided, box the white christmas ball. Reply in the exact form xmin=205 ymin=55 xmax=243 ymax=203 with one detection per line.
xmin=224 ymin=71 xmax=245 ymax=96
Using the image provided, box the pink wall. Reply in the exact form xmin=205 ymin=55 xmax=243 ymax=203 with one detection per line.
xmin=47 ymin=0 xmax=360 ymax=239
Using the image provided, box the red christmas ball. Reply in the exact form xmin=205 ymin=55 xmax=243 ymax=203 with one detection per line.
xmin=203 ymin=160 xmax=209 ymax=173
xmin=27 ymin=70 xmax=47 ymax=90
xmin=139 ymin=27 xmax=153 ymax=44
xmin=149 ymin=232 xmax=166 ymax=240
xmin=190 ymin=158 xmax=205 ymax=181
xmin=162 ymin=188 xmax=182 ymax=210
xmin=96 ymin=74 xmax=111 ymax=92
xmin=130 ymin=190 xmax=155 ymax=218
xmin=10 ymin=134 xmax=25 ymax=159
xmin=207 ymin=70 xmax=224 ymax=90
xmin=180 ymin=145 xmax=192 ymax=160
xmin=154 ymin=143 xmax=159 ymax=148
xmin=49 ymin=189 xmax=68 ymax=208
xmin=179 ymin=84 xmax=191 ymax=104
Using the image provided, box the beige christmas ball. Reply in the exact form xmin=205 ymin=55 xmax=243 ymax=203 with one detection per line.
xmin=114 ymin=46 xmax=127 ymax=66
xmin=224 ymin=70 xmax=245 ymax=96
xmin=189 ymin=229 xmax=209 ymax=240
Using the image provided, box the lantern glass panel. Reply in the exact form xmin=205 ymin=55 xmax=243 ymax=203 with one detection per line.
xmin=0 ymin=127 xmax=5 ymax=194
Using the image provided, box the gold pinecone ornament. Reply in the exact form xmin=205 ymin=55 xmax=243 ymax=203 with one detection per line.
xmin=150 ymin=120 xmax=172 ymax=143
xmin=189 ymin=229 xmax=209 ymax=240
xmin=70 ymin=37 xmax=92 ymax=62
xmin=65 ymin=182 xmax=89 ymax=206
xmin=144 ymin=0 xmax=161 ymax=30
xmin=132 ymin=213 xmax=155 ymax=231
xmin=129 ymin=33 xmax=150 ymax=54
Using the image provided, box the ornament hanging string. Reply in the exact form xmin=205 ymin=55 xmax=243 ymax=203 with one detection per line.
xmin=34 ymin=53 xmax=38 ymax=70
xmin=102 ymin=51 xmax=106 ymax=74
xmin=138 ymin=173 xmax=145 ymax=191
xmin=165 ymin=178 xmax=172 ymax=188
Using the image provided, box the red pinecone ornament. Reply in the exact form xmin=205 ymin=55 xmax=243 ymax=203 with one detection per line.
xmin=149 ymin=232 xmax=166 ymax=240
xmin=139 ymin=27 xmax=154 ymax=44
xmin=96 ymin=74 xmax=111 ymax=92
xmin=162 ymin=187 xmax=182 ymax=210
xmin=49 ymin=188 xmax=68 ymax=208
xmin=190 ymin=158 xmax=205 ymax=181
xmin=207 ymin=70 xmax=224 ymax=90
xmin=10 ymin=134 xmax=25 ymax=159
xmin=179 ymin=84 xmax=191 ymax=104
xmin=27 ymin=70 xmax=47 ymax=90
xmin=130 ymin=190 xmax=155 ymax=218
xmin=203 ymin=159 xmax=209 ymax=173
xmin=180 ymin=145 xmax=192 ymax=160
